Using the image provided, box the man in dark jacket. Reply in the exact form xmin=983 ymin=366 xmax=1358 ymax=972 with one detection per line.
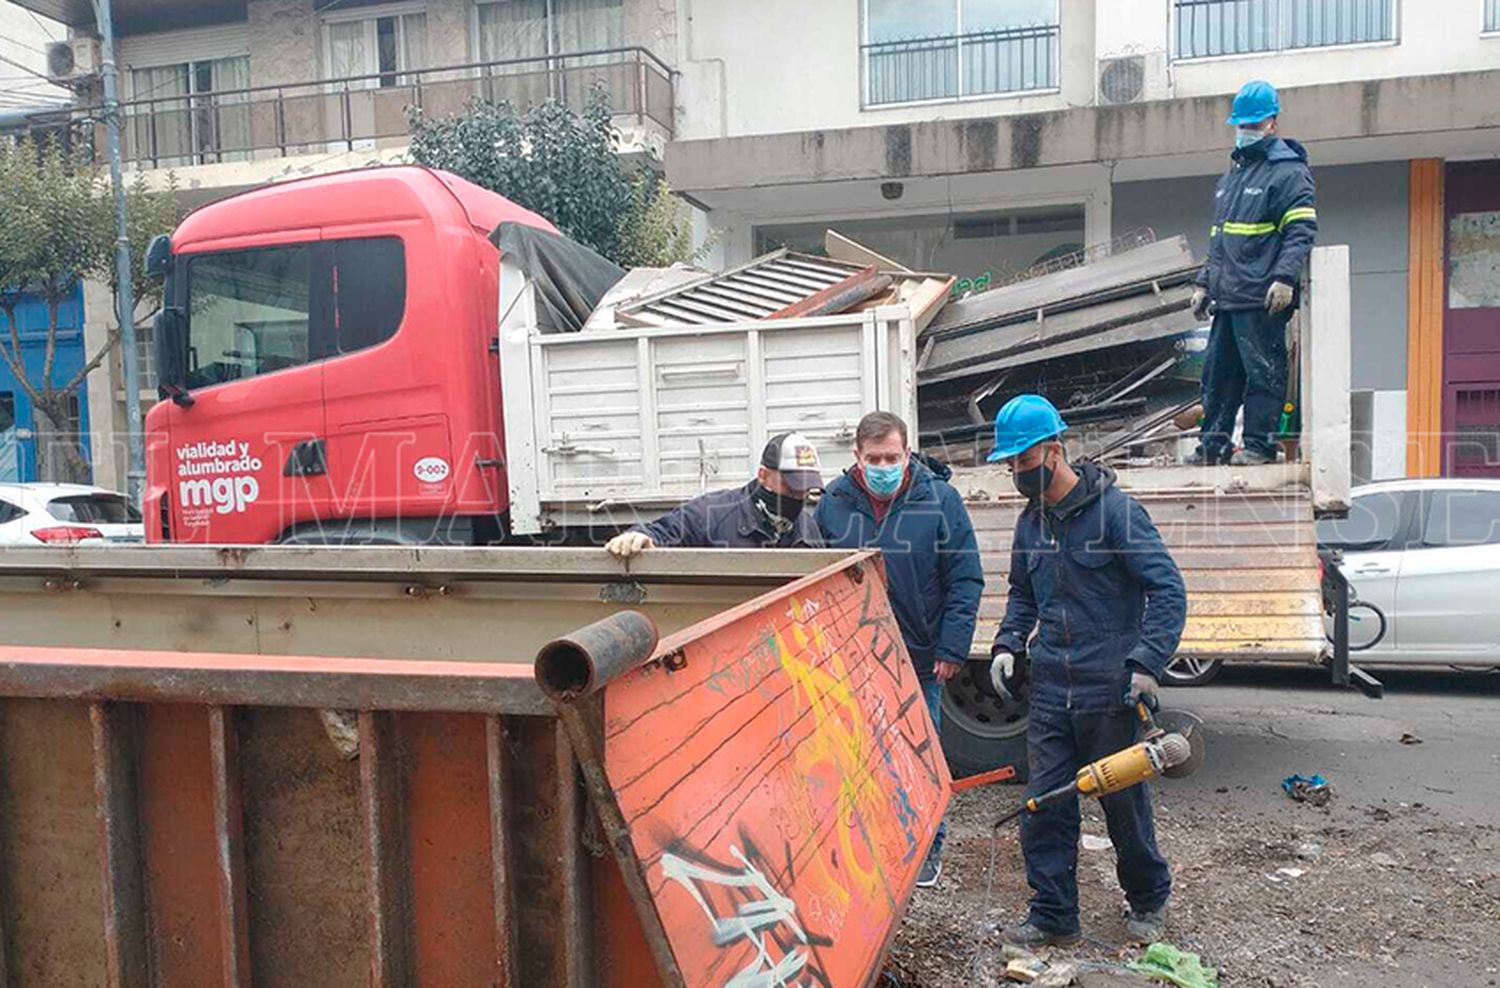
xmin=986 ymin=395 xmax=1187 ymax=946
xmin=814 ymin=410 xmax=984 ymax=889
xmin=1190 ymin=78 xmax=1318 ymax=467
xmin=605 ymin=432 xmax=824 ymax=556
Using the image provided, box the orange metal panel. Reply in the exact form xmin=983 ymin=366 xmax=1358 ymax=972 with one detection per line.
xmin=600 ymin=555 xmax=949 ymax=988
xmin=136 ymin=704 xmax=225 ymax=986
xmin=1408 ymin=158 xmax=1445 ymax=477
xmin=398 ymin=712 xmax=501 ymax=987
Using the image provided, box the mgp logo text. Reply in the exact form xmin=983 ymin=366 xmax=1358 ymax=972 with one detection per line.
xmin=175 ymin=438 xmax=263 ymax=515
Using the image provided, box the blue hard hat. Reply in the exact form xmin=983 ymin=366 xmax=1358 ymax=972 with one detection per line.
xmin=1227 ymin=79 xmax=1279 ymax=126
xmin=987 ymin=395 xmax=1068 ymax=462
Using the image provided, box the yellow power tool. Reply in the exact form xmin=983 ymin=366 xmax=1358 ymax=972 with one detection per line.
xmin=993 ymin=701 xmax=1204 ymax=828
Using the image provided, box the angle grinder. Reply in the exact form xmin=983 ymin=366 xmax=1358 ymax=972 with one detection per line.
xmin=993 ymin=699 xmax=1206 ymax=827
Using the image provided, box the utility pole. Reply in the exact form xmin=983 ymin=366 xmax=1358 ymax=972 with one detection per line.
xmin=94 ymin=0 xmax=144 ymax=505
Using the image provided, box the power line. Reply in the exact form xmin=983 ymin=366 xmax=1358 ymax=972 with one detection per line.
xmin=26 ymin=8 xmax=62 ymax=42
xmin=0 ymin=51 xmax=52 ymax=83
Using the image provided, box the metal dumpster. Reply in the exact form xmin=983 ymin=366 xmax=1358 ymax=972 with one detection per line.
xmin=0 ymin=546 xmax=948 ymax=987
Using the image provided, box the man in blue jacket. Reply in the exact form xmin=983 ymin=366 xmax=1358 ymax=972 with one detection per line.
xmin=986 ymin=395 xmax=1186 ymax=946
xmin=605 ymin=432 xmax=825 ymax=556
xmin=1189 ymin=79 xmax=1318 ymax=467
xmin=814 ymin=410 xmax=984 ymax=889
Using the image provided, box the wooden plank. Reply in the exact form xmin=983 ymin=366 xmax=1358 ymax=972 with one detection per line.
xmin=486 ymin=716 xmax=519 ymax=988
xmin=1406 ymin=158 xmax=1445 ymax=478
xmin=208 ymin=706 xmax=251 ymax=988
xmin=90 ymin=701 xmax=149 ymax=988
xmin=597 ymin=556 xmax=948 ymax=988
xmin=359 ymin=711 xmax=413 ymax=987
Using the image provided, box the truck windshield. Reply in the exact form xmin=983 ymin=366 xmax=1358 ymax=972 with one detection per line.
xmin=186 ymin=244 xmax=314 ymax=390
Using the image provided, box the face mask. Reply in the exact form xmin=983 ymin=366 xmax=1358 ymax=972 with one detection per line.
xmin=1235 ymin=127 xmax=1268 ymax=150
xmin=751 ymin=484 xmax=804 ymax=532
xmin=863 ymin=461 xmax=905 ymax=498
xmin=1013 ymin=453 xmax=1055 ymax=501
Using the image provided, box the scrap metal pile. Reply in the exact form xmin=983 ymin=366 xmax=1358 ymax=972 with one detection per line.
xmin=584 ymin=227 xmax=1207 ymax=466
xmin=914 ymin=232 xmax=1208 ymax=466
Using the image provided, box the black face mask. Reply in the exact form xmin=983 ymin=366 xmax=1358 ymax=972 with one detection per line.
xmin=751 ymin=484 xmax=805 ymax=532
xmin=1013 ymin=456 xmax=1055 ymax=501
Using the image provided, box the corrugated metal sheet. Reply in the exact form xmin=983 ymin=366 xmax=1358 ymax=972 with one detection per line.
xmin=964 ymin=488 xmax=1325 ymax=661
xmin=615 ymin=250 xmax=879 ymax=327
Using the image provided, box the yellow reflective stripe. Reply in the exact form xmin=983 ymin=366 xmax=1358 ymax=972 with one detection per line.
xmin=1220 ymin=221 xmax=1277 ymax=235
xmin=1278 ymin=206 xmax=1318 ymax=230
xmin=1209 ymin=224 xmax=1219 ymax=237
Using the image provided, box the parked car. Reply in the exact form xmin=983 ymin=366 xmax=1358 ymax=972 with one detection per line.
xmin=0 ymin=484 xmax=144 ymax=546
xmin=1165 ymin=477 xmax=1500 ymax=685
xmin=1315 ymin=478 xmax=1500 ymax=665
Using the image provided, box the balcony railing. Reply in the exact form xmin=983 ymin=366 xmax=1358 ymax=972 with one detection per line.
xmin=91 ymin=47 xmax=672 ymax=169
xmin=862 ymin=24 xmax=1059 ymax=107
xmin=1174 ymin=0 xmax=1396 ymax=59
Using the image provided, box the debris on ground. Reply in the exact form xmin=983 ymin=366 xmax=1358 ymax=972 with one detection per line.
xmin=1005 ymin=955 xmax=1049 ymax=982
xmin=1399 ymin=731 xmax=1422 ymax=745
xmin=1126 ymin=943 xmax=1219 ymax=988
xmin=1082 ymin=834 xmax=1114 ymax=851
xmin=1281 ymin=773 xmax=1332 ymax=806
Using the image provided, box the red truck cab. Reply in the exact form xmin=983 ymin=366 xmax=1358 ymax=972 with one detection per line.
xmin=144 ymin=166 xmax=555 ymax=544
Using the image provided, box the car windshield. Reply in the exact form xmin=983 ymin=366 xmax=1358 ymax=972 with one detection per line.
xmin=46 ymin=494 xmax=143 ymax=525
xmin=1316 ymin=490 xmax=1402 ymax=550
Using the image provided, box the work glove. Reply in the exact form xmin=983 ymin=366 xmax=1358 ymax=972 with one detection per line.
xmin=605 ymin=531 xmax=654 ymax=559
xmin=990 ymin=651 xmax=1015 ymax=699
xmin=1190 ymin=286 xmax=1211 ymax=321
xmin=1127 ymin=670 xmax=1159 ymax=708
xmin=1265 ymin=280 xmax=1294 ymax=314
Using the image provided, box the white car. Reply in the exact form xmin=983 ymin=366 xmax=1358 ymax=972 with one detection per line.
xmin=0 ymin=483 xmax=144 ymax=546
xmin=1316 ymin=478 xmax=1500 ymax=665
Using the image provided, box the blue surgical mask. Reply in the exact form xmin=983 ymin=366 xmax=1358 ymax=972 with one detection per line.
xmin=864 ymin=461 xmax=905 ymax=498
xmin=1234 ymin=127 xmax=1266 ymax=150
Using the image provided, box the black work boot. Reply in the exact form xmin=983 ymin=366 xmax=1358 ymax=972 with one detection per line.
xmin=998 ymin=920 xmax=1081 ymax=948
xmin=1124 ymin=905 xmax=1167 ymax=943
xmin=1184 ymin=446 xmax=1227 ymax=467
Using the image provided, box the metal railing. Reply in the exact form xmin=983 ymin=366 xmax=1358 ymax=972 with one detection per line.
xmin=86 ymin=47 xmax=672 ymax=169
xmin=1174 ymin=0 xmax=1396 ymax=58
xmin=862 ymin=24 xmax=1059 ymax=106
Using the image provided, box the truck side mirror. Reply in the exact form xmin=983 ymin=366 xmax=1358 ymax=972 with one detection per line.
xmin=154 ymin=306 xmax=193 ymax=407
xmin=144 ymin=234 xmax=172 ymax=281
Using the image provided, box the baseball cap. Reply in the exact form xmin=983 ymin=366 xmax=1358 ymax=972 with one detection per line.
xmin=761 ymin=432 xmax=824 ymax=493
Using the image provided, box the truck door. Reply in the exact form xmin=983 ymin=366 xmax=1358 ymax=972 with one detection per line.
xmin=162 ymin=241 xmax=331 ymax=543
xmin=320 ymin=236 xmax=457 ymax=533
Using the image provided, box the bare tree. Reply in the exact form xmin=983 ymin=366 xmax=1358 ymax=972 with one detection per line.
xmin=0 ymin=137 xmax=183 ymax=482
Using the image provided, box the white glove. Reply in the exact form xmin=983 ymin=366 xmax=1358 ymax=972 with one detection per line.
xmin=1190 ymin=286 xmax=1211 ymax=320
xmin=605 ymin=531 xmax=654 ymax=559
xmin=1128 ymin=671 xmax=1159 ymax=706
xmin=990 ymin=650 xmax=1016 ymax=699
xmin=1265 ymin=280 xmax=1294 ymax=314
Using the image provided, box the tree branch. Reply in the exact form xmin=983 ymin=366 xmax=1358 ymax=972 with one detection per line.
xmin=0 ymin=304 xmax=44 ymax=407
xmin=41 ymin=287 xmax=59 ymax=390
xmin=62 ymin=325 xmax=119 ymax=394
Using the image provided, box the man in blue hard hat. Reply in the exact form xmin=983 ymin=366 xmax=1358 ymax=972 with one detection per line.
xmin=985 ymin=395 xmax=1187 ymax=946
xmin=1188 ymin=79 xmax=1318 ymax=466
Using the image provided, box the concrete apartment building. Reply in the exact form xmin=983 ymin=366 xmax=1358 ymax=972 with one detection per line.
xmin=9 ymin=0 xmax=1500 ymax=485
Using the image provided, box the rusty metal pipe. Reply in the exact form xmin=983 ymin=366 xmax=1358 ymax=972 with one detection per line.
xmin=534 ymin=612 xmax=659 ymax=701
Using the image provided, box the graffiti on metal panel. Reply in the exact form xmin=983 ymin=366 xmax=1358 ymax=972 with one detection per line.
xmin=660 ymin=836 xmax=832 ymax=987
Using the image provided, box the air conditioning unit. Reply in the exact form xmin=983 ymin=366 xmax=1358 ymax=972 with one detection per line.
xmin=46 ymin=36 xmax=101 ymax=84
xmin=1097 ymin=51 xmax=1169 ymax=106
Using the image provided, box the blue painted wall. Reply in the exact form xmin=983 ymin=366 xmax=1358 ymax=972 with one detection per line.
xmin=0 ymin=284 xmax=92 ymax=483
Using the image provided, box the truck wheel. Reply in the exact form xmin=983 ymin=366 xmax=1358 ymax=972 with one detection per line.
xmin=938 ymin=662 xmax=1030 ymax=783
xmin=1161 ymin=656 xmax=1223 ymax=687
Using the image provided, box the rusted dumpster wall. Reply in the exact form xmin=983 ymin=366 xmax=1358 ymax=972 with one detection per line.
xmin=0 ymin=550 xmax=936 ymax=988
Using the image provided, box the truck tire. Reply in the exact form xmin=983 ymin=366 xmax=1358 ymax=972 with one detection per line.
xmin=938 ymin=662 xmax=1030 ymax=783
